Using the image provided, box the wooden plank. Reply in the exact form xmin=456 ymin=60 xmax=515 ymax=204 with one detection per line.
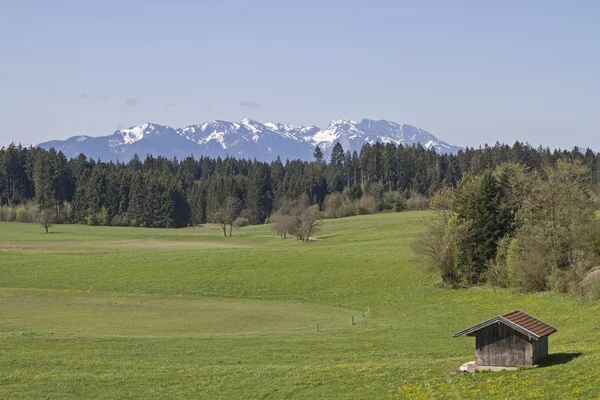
xmin=475 ymin=322 xmax=534 ymax=367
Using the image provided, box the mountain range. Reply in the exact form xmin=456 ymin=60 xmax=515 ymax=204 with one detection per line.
xmin=37 ymin=118 xmax=462 ymax=162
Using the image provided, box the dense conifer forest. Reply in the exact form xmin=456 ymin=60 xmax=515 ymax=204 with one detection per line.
xmin=0 ymin=141 xmax=598 ymax=228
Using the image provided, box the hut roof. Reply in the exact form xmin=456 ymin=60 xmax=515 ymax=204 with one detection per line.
xmin=453 ymin=310 xmax=557 ymax=340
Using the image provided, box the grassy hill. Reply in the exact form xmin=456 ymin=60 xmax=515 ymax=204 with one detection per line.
xmin=1 ymin=212 xmax=599 ymax=399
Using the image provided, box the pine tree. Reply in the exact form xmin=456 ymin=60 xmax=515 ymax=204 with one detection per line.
xmin=313 ymin=146 xmax=324 ymax=163
xmin=330 ymin=142 xmax=345 ymax=166
xmin=246 ymin=164 xmax=273 ymax=224
xmin=455 ymin=170 xmax=506 ymax=282
xmin=33 ymin=150 xmax=55 ymax=210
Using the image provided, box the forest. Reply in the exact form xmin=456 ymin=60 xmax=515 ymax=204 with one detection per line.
xmin=415 ymin=159 xmax=600 ymax=298
xmin=0 ymin=141 xmax=599 ymax=231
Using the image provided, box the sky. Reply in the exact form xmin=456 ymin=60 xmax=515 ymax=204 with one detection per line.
xmin=1 ymin=0 xmax=599 ymax=149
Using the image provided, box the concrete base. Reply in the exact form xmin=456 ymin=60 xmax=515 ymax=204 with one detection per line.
xmin=459 ymin=361 xmax=518 ymax=373
xmin=476 ymin=365 xmax=519 ymax=372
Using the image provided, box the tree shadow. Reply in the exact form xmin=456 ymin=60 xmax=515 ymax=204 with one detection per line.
xmin=537 ymin=352 xmax=582 ymax=368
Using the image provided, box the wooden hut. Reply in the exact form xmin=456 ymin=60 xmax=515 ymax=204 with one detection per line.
xmin=454 ymin=310 xmax=557 ymax=368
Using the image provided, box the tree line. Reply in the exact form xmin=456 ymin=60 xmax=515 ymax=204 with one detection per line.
xmin=415 ymin=160 xmax=600 ymax=299
xmin=1 ymin=141 xmax=599 ymax=230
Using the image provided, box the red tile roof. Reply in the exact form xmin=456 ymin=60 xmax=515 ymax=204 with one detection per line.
xmin=454 ymin=310 xmax=557 ymax=340
xmin=502 ymin=310 xmax=557 ymax=338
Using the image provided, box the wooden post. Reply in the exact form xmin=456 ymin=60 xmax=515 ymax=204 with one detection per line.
xmin=317 ymin=323 xmax=320 ymax=332
xmin=352 ymin=316 xmax=355 ymax=325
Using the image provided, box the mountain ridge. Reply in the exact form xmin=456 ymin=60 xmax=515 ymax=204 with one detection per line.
xmin=37 ymin=118 xmax=462 ymax=162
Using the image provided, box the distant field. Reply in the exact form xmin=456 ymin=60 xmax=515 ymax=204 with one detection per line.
xmin=1 ymin=213 xmax=599 ymax=399
xmin=0 ymin=289 xmax=352 ymax=337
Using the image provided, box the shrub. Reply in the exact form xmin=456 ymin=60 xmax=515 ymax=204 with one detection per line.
xmin=357 ymin=195 xmax=378 ymax=215
xmin=15 ymin=204 xmax=40 ymax=223
xmin=15 ymin=206 xmax=25 ymax=222
xmin=27 ymin=204 xmax=40 ymax=222
xmin=111 ymin=214 xmax=130 ymax=227
xmin=406 ymin=193 xmax=429 ymax=211
xmin=381 ymin=191 xmax=405 ymax=212
xmin=364 ymin=182 xmax=385 ymax=204
xmin=85 ymin=214 xmax=98 ymax=226
xmin=486 ymin=235 xmax=512 ymax=288
xmin=506 ymin=233 xmax=551 ymax=292
xmin=98 ymin=207 xmax=110 ymax=226
xmin=337 ymin=201 xmax=358 ymax=218
xmin=54 ymin=202 xmax=72 ymax=224
xmin=234 ymin=217 xmax=249 ymax=228
xmin=0 ymin=205 xmax=16 ymax=222
xmin=413 ymin=214 xmax=468 ymax=286
xmin=323 ymin=193 xmax=344 ymax=219
xmin=346 ymin=183 xmax=362 ymax=201
xmin=323 ymin=193 xmax=357 ymax=219
xmin=548 ymin=269 xmax=572 ymax=294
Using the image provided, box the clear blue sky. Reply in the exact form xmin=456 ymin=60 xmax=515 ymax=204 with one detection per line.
xmin=1 ymin=0 xmax=598 ymax=149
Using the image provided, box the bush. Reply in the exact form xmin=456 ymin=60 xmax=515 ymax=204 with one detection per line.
xmin=406 ymin=193 xmax=429 ymax=211
xmin=323 ymin=193 xmax=344 ymax=219
xmin=381 ymin=191 xmax=405 ymax=212
xmin=15 ymin=207 xmax=25 ymax=222
xmin=337 ymin=201 xmax=358 ymax=218
xmin=323 ymin=193 xmax=357 ymax=219
xmin=54 ymin=202 xmax=72 ymax=224
xmin=85 ymin=214 xmax=98 ymax=226
xmin=364 ymin=182 xmax=385 ymax=204
xmin=0 ymin=205 xmax=16 ymax=222
xmin=111 ymin=214 xmax=130 ymax=227
xmin=3 ymin=202 xmax=71 ymax=225
xmin=357 ymin=195 xmax=378 ymax=215
xmin=506 ymin=234 xmax=552 ymax=292
xmin=98 ymin=207 xmax=110 ymax=226
xmin=346 ymin=183 xmax=362 ymax=201
xmin=486 ymin=235 xmax=512 ymax=287
xmin=15 ymin=204 xmax=40 ymax=223
xmin=548 ymin=269 xmax=571 ymax=294
xmin=234 ymin=217 xmax=249 ymax=227
xmin=413 ymin=214 xmax=467 ymax=286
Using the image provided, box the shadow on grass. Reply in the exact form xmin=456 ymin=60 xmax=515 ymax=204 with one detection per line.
xmin=537 ymin=352 xmax=582 ymax=368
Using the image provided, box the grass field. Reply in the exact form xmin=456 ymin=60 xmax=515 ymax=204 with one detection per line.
xmin=1 ymin=213 xmax=599 ymax=399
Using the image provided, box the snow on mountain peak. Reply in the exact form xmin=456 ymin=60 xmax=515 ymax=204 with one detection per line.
xmin=118 ymin=125 xmax=148 ymax=144
xmin=37 ymin=118 xmax=462 ymax=162
xmin=328 ymin=119 xmax=357 ymax=126
xmin=115 ymin=123 xmax=171 ymax=145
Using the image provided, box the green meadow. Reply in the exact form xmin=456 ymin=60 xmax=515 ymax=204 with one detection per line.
xmin=1 ymin=212 xmax=599 ymax=399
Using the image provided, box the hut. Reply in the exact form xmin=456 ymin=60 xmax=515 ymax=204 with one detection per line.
xmin=454 ymin=310 xmax=557 ymax=370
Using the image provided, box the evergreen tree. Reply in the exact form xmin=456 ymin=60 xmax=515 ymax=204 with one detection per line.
xmin=455 ymin=170 xmax=506 ymax=282
xmin=246 ymin=163 xmax=273 ymax=224
xmin=330 ymin=142 xmax=345 ymax=166
xmin=313 ymin=146 xmax=324 ymax=163
xmin=33 ymin=150 xmax=55 ymax=211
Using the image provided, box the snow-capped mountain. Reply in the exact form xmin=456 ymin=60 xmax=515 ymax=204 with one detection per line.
xmin=37 ymin=118 xmax=462 ymax=162
xmin=312 ymin=119 xmax=459 ymax=154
